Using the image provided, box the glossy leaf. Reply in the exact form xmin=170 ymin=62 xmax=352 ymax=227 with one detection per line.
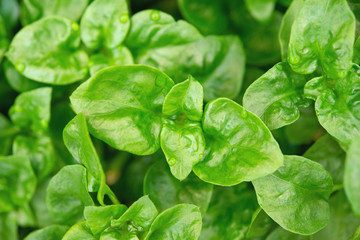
xmin=246 ymin=209 xmax=274 ymax=239
xmin=193 ymin=98 xmax=283 ymax=186
xmin=6 ymin=16 xmax=88 ymax=85
xmin=111 ymin=195 xmax=158 ymax=233
xmin=144 ymin=204 xmax=202 ymax=240
xmin=279 ymin=0 xmax=304 ymax=60
xmin=243 ymin=62 xmax=310 ymax=130
xmin=0 ymin=155 xmax=36 ymax=213
xmin=144 ymin=161 xmax=213 ymax=215
xmin=244 ymin=0 xmax=276 ymax=22
xmin=21 ymin=0 xmax=89 ymax=25
xmin=62 ymin=221 xmax=95 ymax=240
xmin=253 ymin=155 xmax=333 ymax=235
xmin=46 ymin=165 xmax=94 ymax=225
xmin=344 ymin=135 xmax=360 ymax=215
xmin=84 ymin=205 xmax=127 ymax=237
xmin=9 ymin=87 xmax=51 ymax=132
xmin=70 ymin=65 xmax=174 ymax=155
xmin=304 ymin=70 xmax=360 ymax=148
xmin=304 ymin=134 xmax=345 ymax=185
xmin=80 ymin=0 xmax=129 ymax=50
xmin=266 ymin=227 xmax=309 ymax=240
xmin=89 ymin=46 xmax=133 ymax=76
xmin=126 ymin=10 xmax=245 ymax=101
xmin=288 ymin=0 xmax=355 ymax=78
xmin=3 ymin=59 xmax=44 ymax=92
xmin=13 ymin=134 xmax=56 ymax=181
xmin=200 ymin=184 xmax=259 ymax=240
xmin=161 ymin=76 xmax=205 ymax=180
xmin=24 ymin=225 xmax=69 ymax=240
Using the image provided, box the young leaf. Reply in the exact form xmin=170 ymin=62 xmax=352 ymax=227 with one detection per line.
xmin=0 ymin=212 xmax=18 ymax=240
xmin=80 ymin=0 xmax=129 ymax=50
xmin=84 ymin=205 xmax=127 ymax=237
xmin=24 ymin=225 xmax=69 ymax=240
xmin=304 ymin=70 xmax=360 ymax=148
xmin=46 ymin=165 xmax=94 ymax=225
xmin=144 ymin=161 xmax=213 ymax=215
xmin=243 ymin=62 xmax=310 ymax=130
xmin=6 ymin=16 xmax=88 ymax=85
xmin=200 ymin=184 xmax=259 ymax=240
xmin=126 ymin=10 xmax=246 ymax=101
xmin=161 ymin=76 xmax=205 ymax=180
xmin=13 ymin=134 xmax=56 ymax=181
xmin=253 ymin=155 xmax=333 ymax=235
xmin=70 ymin=65 xmax=174 ymax=155
xmin=193 ymin=98 xmax=283 ymax=186
xmin=9 ymin=87 xmax=52 ymax=132
xmin=20 ymin=0 xmax=89 ymax=25
xmin=344 ymin=135 xmax=360 ymax=216
xmin=111 ymin=195 xmax=158 ymax=233
xmin=0 ymin=155 xmax=37 ymax=213
xmin=288 ymin=0 xmax=355 ymax=78
xmin=144 ymin=204 xmax=202 ymax=240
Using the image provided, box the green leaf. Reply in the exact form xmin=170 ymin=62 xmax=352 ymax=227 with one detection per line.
xmin=84 ymin=205 xmax=127 ymax=237
xmin=46 ymin=165 xmax=94 ymax=225
xmin=144 ymin=161 xmax=213 ymax=215
xmin=89 ymin=46 xmax=133 ymax=76
xmin=30 ymin=180 xmax=53 ymax=228
xmin=279 ymin=0 xmax=304 ymax=61
xmin=288 ymin=0 xmax=355 ymax=78
xmin=20 ymin=0 xmax=89 ymax=25
xmin=111 ymin=195 xmax=158 ymax=233
xmin=344 ymin=135 xmax=360 ymax=215
xmin=193 ymin=98 xmax=283 ymax=186
xmin=24 ymin=225 xmax=69 ymax=240
xmin=0 ymin=155 xmax=37 ymax=213
xmin=144 ymin=204 xmax=202 ymax=240
xmin=303 ymin=134 xmax=345 ymax=185
xmin=177 ymin=0 xmax=231 ymax=35
xmin=246 ymin=209 xmax=274 ymax=239
xmin=70 ymin=65 xmax=174 ymax=155
xmin=126 ymin=10 xmax=246 ymax=101
xmin=3 ymin=59 xmax=44 ymax=92
xmin=80 ymin=0 xmax=129 ymax=50
xmin=9 ymin=87 xmax=52 ymax=132
xmin=13 ymin=134 xmax=56 ymax=181
xmin=0 ymin=212 xmax=18 ymax=240
xmin=0 ymin=113 xmax=15 ymax=156
xmin=266 ymin=227 xmax=309 ymax=240
xmin=304 ymin=70 xmax=360 ymax=148
xmin=313 ymin=191 xmax=360 ymax=240
xmin=161 ymin=76 xmax=205 ymax=180
xmin=253 ymin=155 xmax=333 ymax=235
xmin=6 ymin=16 xmax=88 ymax=85
xmin=0 ymin=0 xmax=19 ymax=31
xmin=243 ymin=62 xmax=310 ymax=130
xmin=244 ymin=0 xmax=276 ymax=22
xmin=200 ymin=184 xmax=259 ymax=240
xmin=62 ymin=221 xmax=95 ymax=240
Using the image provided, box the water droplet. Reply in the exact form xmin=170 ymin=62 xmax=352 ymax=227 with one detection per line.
xmin=199 ymin=154 xmax=204 ymax=159
xmin=338 ymin=71 xmax=347 ymax=78
xmin=150 ymin=10 xmax=160 ymax=21
xmin=168 ymin=158 xmax=176 ymax=166
xmin=15 ymin=62 xmax=25 ymax=72
xmin=71 ymin=22 xmax=79 ymax=31
xmin=276 ymin=64 xmax=283 ymax=71
xmin=155 ymin=77 xmax=165 ymax=86
xmin=40 ymin=119 xmax=47 ymax=127
xmin=119 ymin=13 xmax=129 ymax=23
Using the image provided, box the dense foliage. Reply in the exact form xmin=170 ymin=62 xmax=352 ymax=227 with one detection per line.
xmin=1 ymin=0 xmax=360 ymax=239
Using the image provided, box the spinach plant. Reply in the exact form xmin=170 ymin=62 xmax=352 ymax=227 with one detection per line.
xmin=0 ymin=0 xmax=360 ymax=239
